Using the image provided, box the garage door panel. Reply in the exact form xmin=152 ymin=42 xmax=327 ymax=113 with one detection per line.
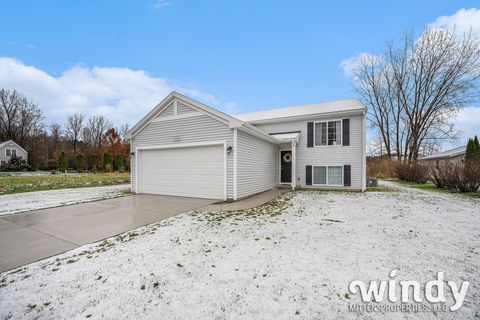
xmin=137 ymin=144 xmax=224 ymax=199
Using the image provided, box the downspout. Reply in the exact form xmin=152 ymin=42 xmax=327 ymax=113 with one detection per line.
xmin=233 ymin=128 xmax=238 ymax=200
xmin=362 ymin=110 xmax=367 ymax=191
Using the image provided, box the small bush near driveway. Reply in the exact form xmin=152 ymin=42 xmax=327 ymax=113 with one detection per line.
xmin=428 ymin=160 xmax=480 ymax=193
xmin=395 ymin=161 xmax=429 ymax=183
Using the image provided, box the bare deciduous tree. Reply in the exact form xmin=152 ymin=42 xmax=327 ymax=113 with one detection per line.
xmin=118 ymin=123 xmax=130 ymax=143
xmin=82 ymin=115 xmax=112 ymax=149
xmin=65 ymin=113 xmax=85 ymax=154
xmin=49 ymin=123 xmax=62 ymax=158
xmin=0 ymin=89 xmax=44 ymax=145
xmin=354 ymin=27 xmax=480 ymax=162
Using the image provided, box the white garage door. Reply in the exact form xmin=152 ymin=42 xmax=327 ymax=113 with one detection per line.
xmin=137 ymin=144 xmax=224 ymax=200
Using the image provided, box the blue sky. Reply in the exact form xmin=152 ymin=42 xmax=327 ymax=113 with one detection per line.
xmin=0 ymin=0 xmax=478 ymax=147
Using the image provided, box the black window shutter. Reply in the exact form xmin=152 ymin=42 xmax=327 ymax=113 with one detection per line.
xmin=344 ymin=165 xmax=351 ymax=187
xmin=307 ymin=122 xmax=314 ymax=148
xmin=342 ymin=119 xmax=350 ymax=146
xmin=306 ymin=165 xmax=312 ymax=185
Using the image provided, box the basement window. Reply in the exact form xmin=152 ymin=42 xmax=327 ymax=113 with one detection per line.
xmin=313 ymin=166 xmax=343 ymax=186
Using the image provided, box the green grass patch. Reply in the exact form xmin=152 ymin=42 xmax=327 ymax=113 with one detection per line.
xmin=0 ymin=172 xmax=130 ymax=195
xmin=393 ymin=179 xmax=480 ymax=199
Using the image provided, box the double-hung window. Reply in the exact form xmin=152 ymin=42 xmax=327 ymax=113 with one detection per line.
xmin=314 ymin=120 xmax=341 ymax=146
xmin=6 ymin=149 xmax=11 ymax=156
xmin=313 ymin=166 xmax=343 ymax=186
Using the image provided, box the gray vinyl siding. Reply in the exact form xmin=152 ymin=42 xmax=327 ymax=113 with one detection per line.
xmin=236 ymin=130 xmax=278 ymax=198
xmin=177 ymin=102 xmax=196 ymax=114
xmin=0 ymin=144 xmax=28 ymax=164
xmin=131 ymin=113 xmax=234 ymax=198
xmin=156 ymin=103 xmax=174 ymax=117
xmin=255 ymin=113 xmax=365 ymax=190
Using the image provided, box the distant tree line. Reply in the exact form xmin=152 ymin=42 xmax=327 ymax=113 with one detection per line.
xmin=0 ymin=88 xmax=130 ymax=172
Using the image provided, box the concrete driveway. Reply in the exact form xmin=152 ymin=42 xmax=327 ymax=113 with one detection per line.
xmin=0 ymin=195 xmax=216 ymax=273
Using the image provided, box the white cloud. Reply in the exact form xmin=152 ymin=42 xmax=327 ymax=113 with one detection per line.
xmin=430 ymin=8 xmax=480 ymax=34
xmin=339 ymin=52 xmax=382 ymax=78
xmin=341 ymin=8 xmax=480 ymax=78
xmin=152 ymin=0 xmax=171 ymax=10
xmin=0 ymin=57 xmax=236 ymax=127
xmin=452 ymin=106 xmax=480 ymax=144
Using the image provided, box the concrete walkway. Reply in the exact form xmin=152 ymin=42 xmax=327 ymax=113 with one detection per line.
xmin=198 ymin=189 xmax=288 ymax=211
xmin=0 ymin=195 xmax=215 ymax=273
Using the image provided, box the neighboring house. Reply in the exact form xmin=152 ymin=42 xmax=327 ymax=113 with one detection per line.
xmin=126 ymin=91 xmax=367 ymax=201
xmin=0 ymin=140 xmax=28 ymax=166
xmin=420 ymin=146 xmax=466 ymax=164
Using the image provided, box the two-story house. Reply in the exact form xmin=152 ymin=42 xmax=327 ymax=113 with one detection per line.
xmin=126 ymin=91 xmax=366 ymax=201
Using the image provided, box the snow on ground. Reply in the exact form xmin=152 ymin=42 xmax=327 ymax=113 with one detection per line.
xmin=0 ymin=185 xmax=130 ymax=216
xmin=0 ymin=186 xmax=479 ymax=319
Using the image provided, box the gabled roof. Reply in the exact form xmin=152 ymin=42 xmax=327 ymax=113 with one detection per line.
xmin=0 ymin=140 xmax=27 ymax=153
xmin=126 ymin=91 xmax=279 ymax=144
xmin=421 ymin=146 xmax=466 ymax=160
xmin=235 ymin=99 xmax=366 ymax=123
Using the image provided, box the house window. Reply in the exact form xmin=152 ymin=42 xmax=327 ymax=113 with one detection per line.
xmin=313 ymin=166 xmax=326 ymax=184
xmin=6 ymin=149 xmax=11 ymax=156
xmin=1 ymin=160 xmax=5 ymax=165
xmin=314 ymin=120 xmax=341 ymax=146
xmin=313 ymin=166 xmax=343 ymax=186
xmin=11 ymin=149 xmax=16 ymax=157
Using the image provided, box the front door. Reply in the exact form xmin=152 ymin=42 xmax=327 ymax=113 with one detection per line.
xmin=280 ymin=150 xmax=292 ymax=184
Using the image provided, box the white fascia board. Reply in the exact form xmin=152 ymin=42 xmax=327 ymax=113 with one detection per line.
xmin=244 ymin=109 xmax=365 ymax=125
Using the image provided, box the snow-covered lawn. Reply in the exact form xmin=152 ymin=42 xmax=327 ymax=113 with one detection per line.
xmin=0 ymin=184 xmax=130 ymax=216
xmin=0 ymin=186 xmax=479 ymax=319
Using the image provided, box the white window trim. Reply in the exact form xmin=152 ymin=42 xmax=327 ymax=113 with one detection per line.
xmin=313 ymin=119 xmax=342 ymax=147
xmin=312 ymin=165 xmax=344 ymax=187
xmin=6 ymin=148 xmax=11 ymax=156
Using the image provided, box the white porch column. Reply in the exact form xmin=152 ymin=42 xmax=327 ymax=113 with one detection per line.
xmin=291 ymin=140 xmax=296 ymax=190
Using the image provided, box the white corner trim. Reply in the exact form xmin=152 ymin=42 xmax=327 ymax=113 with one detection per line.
xmin=173 ymin=100 xmax=178 ymax=116
xmin=131 ymin=143 xmax=135 ymax=193
xmin=223 ymin=141 xmax=227 ymax=201
xmin=134 ymin=145 xmax=138 ymax=193
xmin=233 ymin=128 xmax=238 ymax=200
